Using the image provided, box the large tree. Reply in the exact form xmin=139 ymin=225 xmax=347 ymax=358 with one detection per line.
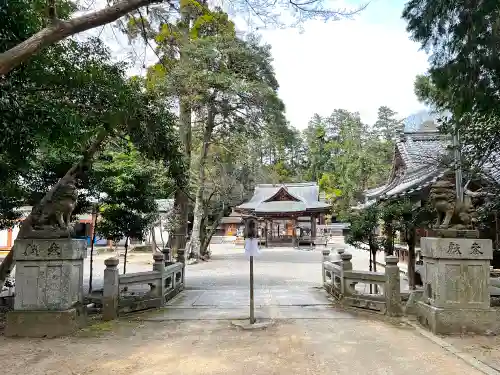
xmin=0 ymin=1 xmax=183 ymax=286
xmin=159 ymin=9 xmax=284 ymax=259
xmin=403 ymin=0 xmax=500 ymax=121
xmin=373 ymin=106 xmax=403 ymax=142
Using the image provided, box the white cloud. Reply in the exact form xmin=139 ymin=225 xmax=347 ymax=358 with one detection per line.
xmin=259 ymin=1 xmax=429 ymax=128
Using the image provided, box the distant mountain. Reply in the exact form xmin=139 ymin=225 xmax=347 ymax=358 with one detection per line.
xmin=403 ymin=109 xmax=450 ymax=132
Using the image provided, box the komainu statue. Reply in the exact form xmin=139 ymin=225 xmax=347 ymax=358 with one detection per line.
xmin=428 ymin=180 xmax=478 ymax=230
xmin=428 ymin=180 xmax=456 ymax=228
xmin=18 ymin=177 xmax=78 ymax=239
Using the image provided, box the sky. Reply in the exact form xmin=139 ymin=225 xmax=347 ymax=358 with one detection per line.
xmin=259 ymin=0 xmax=430 ymax=128
xmin=84 ymin=0 xmax=430 ymax=129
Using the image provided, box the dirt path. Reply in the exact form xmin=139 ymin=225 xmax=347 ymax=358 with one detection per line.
xmin=0 ymin=245 xmax=487 ymax=374
xmin=0 ymin=316 xmax=483 ymax=375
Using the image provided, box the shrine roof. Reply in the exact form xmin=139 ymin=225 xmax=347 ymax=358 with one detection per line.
xmin=220 ymin=216 xmax=243 ymax=224
xmin=236 ymin=182 xmax=330 ymax=215
xmin=362 ymin=131 xmax=450 ymax=202
xmin=360 ymin=129 xmax=500 ymax=205
xmin=220 ymin=210 xmax=243 ymax=224
xmin=254 ymin=201 xmax=307 ymax=214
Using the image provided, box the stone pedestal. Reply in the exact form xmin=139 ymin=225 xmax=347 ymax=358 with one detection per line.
xmin=417 ymin=236 xmax=498 ymax=334
xmin=5 ymin=238 xmax=87 ymax=337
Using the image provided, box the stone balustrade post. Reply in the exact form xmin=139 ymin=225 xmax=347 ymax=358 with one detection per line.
xmin=340 ymin=252 xmax=352 ymax=271
xmin=322 ymin=249 xmax=331 ymax=283
xmin=152 ymin=253 xmax=165 ymax=300
xmin=162 ymin=247 xmax=171 ymax=264
xmin=153 ymin=253 xmax=165 ymax=272
xmin=384 ymin=255 xmax=402 ymax=316
xmin=340 ymin=252 xmax=353 ymax=295
xmin=176 ymin=248 xmax=186 ymax=285
xmin=177 ymin=248 xmax=186 ymax=264
xmin=102 ymin=257 xmax=120 ymax=321
xmin=330 ymin=247 xmax=344 ymax=263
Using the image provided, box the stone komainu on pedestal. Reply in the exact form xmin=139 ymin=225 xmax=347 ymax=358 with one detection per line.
xmin=18 ymin=177 xmax=79 ymax=239
xmin=5 ymin=238 xmax=88 ymax=337
xmin=5 ymin=176 xmax=88 ymax=338
xmin=416 ymin=236 xmax=497 ymax=334
xmin=428 ymin=180 xmax=478 ymax=231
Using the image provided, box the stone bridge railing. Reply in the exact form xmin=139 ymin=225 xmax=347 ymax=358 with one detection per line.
xmin=322 ymin=249 xmax=402 ymax=316
xmin=102 ymin=250 xmax=185 ymax=320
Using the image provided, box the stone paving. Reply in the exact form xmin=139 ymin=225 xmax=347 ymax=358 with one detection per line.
xmin=147 ymin=242 xmax=409 ymax=322
xmin=147 ymin=244 xmax=335 ymax=320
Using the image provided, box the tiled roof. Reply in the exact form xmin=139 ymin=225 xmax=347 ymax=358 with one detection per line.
xmin=220 ymin=216 xmax=243 ymax=224
xmin=362 ymin=128 xmax=500 ymax=203
xmin=363 ymin=131 xmax=450 ymax=201
xmin=254 ymin=201 xmax=307 ymax=213
xmin=236 ymin=182 xmax=330 ymax=213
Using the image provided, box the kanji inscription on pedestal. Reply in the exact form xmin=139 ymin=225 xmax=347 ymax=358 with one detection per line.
xmin=22 ymin=242 xmax=40 ymax=257
xmin=470 ymin=242 xmax=483 ymax=256
xmin=47 ymin=242 xmax=62 ymax=256
xmin=446 ymin=242 xmax=462 ymax=255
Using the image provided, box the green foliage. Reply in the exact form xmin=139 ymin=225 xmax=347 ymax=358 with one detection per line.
xmin=379 ymin=198 xmax=433 ymax=244
xmin=347 ymin=198 xmax=433 ymax=256
xmin=94 ymin=141 xmax=162 ymax=243
xmin=303 ymin=107 xmax=396 ymax=218
xmin=0 ymin=0 xmax=119 ymax=227
xmin=0 ymin=0 xmax=184 ymax=230
xmin=403 ymin=0 xmax=500 ymax=121
xmin=345 ymin=205 xmax=381 ymax=251
xmin=404 ymin=0 xmax=500 ymax=221
xmin=373 ymin=106 xmax=403 ymax=141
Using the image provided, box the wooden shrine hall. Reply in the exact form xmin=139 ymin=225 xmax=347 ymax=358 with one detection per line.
xmin=234 ymin=182 xmax=331 ymax=246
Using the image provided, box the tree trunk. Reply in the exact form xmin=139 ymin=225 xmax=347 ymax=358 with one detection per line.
xmin=190 ymin=106 xmax=215 ymax=260
xmin=0 ymin=0 xmax=163 ymax=76
xmin=199 ymin=214 xmax=207 ymax=253
xmin=0 ymin=129 xmax=108 ymax=289
xmin=201 ymin=212 xmax=224 ymax=255
xmin=151 ymin=227 xmax=157 ymax=253
xmin=89 ymin=208 xmax=99 ymax=294
xmin=158 ymin=217 xmax=165 ymax=249
xmin=407 ymin=226 xmax=417 ymax=290
xmin=123 ymin=236 xmax=129 ymax=274
xmin=171 ymin=5 xmax=192 ymax=254
xmin=384 ymin=223 xmax=394 ymax=255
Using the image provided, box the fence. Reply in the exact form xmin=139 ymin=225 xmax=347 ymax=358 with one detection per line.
xmin=102 ymin=250 xmax=185 ymax=320
xmin=322 ymin=248 xmax=402 ymax=316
